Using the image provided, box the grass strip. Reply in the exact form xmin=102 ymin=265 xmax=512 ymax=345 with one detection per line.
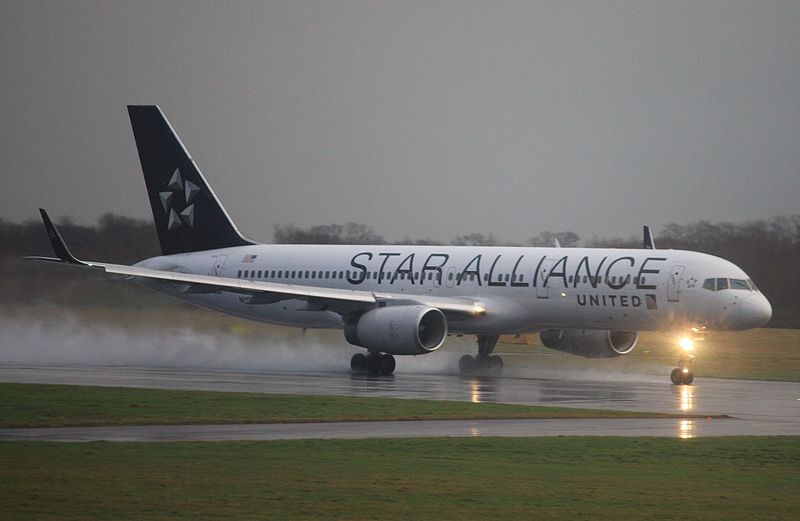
xmin=1 ymin=437 xmax=798 ymax=520
xmin=0 ymin=383 xmax=684 ymax=428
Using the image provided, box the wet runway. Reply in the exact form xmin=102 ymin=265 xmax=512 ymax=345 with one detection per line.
xmin=1 ymin=363 xmax=798 ymax=440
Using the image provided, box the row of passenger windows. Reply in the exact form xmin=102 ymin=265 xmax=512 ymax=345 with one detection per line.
xmin=235 ymin=269 xmax=645 ymax=285
xmin=703 ymin=278 xmax=758 ymax=292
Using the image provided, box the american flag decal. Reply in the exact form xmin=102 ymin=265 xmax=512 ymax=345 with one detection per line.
xmin=645 ymin=294 xmax=658 ymax=310
xmin=242 ymin=254 xmax=258 ymax=263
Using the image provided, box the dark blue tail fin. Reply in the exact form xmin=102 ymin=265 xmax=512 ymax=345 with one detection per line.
xmin=127 ymin=105 xmax=255 ymax=255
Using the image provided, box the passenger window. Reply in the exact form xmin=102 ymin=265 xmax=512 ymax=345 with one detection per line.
xmin=703 ymin=278 xmax=715 ymax=291
xmin=448 ymin=273 xmax=454 ymax=281
xmin=504 ymin=274 xmax=510 ymax=282
xmin=717 ymin=278 xmax=729 ymax=290
xmin=237 ymin=270 xmax=242 ymax=278
xmin=257 ymin=270 xmax=262 ymax=278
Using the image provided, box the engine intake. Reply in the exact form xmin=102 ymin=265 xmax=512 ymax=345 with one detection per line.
xmin=539 ymin=329 xmax=638 ymax=358
xmin=344 ymin=305 xmax=447 ymax=355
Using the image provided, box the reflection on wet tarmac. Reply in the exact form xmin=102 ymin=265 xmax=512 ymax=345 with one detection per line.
xmin=467 ymin=377 xmax=498 ymax=403
xmin=678 ymin=419 xmax=695 ymax=439
xmin=537 ymin=380 xmax=637 ymax=405
xmin=676 ymin=384 xmax=695 ymax=413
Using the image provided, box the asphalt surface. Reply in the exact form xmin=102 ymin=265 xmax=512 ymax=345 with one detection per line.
xmin=1 ymin=363 xmax=798 ymax=440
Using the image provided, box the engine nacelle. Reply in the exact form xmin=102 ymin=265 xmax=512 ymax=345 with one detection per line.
xmin=344 ymin=305 xmax=447 ymax=355
xmin=539 ymin=329 xmax=638 ymax=358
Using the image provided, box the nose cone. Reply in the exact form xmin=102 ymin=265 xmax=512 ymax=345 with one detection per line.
xmin=738 ymin=294 xmax=773 ymax=329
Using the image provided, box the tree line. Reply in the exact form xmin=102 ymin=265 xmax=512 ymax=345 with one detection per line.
xmin=2 ymin=214 xmax=797 ymax=326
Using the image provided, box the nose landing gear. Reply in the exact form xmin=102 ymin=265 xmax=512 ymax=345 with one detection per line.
xmin=670 ymin=331 xmax=702 ymax=385
xmin=670 ymin=357 xmax=695 ymax=385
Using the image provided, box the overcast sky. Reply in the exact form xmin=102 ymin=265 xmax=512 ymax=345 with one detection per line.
xmin=2 ymin=1 xmax=798 ymax=244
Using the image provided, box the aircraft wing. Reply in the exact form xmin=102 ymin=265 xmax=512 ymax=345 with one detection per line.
xmin=26 ymin=209 xmax=485 ymax=318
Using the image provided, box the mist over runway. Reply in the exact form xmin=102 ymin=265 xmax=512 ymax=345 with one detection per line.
xmin=2 ymin=311 xmax=797 ymax=440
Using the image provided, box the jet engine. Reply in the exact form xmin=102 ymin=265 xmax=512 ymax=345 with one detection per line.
xmin=344 ymin=305 xmax=447 ymax=355
xmin=539 ymin=329 xmax=638 ymax=358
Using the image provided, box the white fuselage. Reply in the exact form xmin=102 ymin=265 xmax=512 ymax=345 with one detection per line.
xmin=136 ymin=244 xmax=772 ymax=334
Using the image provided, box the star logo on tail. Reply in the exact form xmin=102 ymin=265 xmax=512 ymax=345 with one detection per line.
xmin=158 ymin=168 xmax=200 ymax=230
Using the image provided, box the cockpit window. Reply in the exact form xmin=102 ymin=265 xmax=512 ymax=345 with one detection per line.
xmin=730 ymin=279 xmax=750 ymax=290
xmin=704 ymin=277 xmax=757 ymax=291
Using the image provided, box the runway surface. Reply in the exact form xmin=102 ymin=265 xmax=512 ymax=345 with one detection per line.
xmin=1 ymin=363 xmax=798 ymax=440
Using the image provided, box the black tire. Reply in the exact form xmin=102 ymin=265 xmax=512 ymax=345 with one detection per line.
xmin=350 ymin=353 xmax=367 ymax=372
xmin=379 ymin=354 xmax=396 ymax=375
xmin=366 ymin=354 xmax=382 ymax=375
xmin=670 ymin=368 xmax=682 ymax=385
xmin=459 ymin=354 xmax=475 ymax=374
xmin=683 ymin=371 xmax=694 ymax=385
xmin=487 ymin=355 xmax=504 ymax=376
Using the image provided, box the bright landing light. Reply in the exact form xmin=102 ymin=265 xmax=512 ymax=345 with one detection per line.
xmin=679 ymin=337 xmax=695 ymax=352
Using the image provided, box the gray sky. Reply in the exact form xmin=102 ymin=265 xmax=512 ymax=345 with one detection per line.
xmin=2 ymin=1 xmax=798 ymax=244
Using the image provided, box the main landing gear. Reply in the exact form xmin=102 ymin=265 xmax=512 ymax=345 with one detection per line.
xmin=350 ymin=352 xmax=396 ymax=376
xmin=459 ymin=334 xmax=504 ymax=376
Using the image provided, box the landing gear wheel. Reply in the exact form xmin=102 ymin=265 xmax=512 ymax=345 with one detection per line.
xmin=379 ymin=354 xmax=396 ymax=375
xmin=362 ymin=353 xmax=395 ymax=375
xmin=670 ymin=368 xmax=694 ymax=385
xmin=460 ymin=334 xmax=503 ymax=376
xmin=350 ymin=353 xmax=367 ymax=372
xmin=366 ymin=354 xmax=382 ymax=375
xmin=459 ymin=354 xmax=503 ymax=376
xmin=459 ymin=355 xmax=475 ymax=374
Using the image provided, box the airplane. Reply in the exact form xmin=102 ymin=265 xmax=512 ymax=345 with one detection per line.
xmin=27 ymin=105 xmax=773 ymax=385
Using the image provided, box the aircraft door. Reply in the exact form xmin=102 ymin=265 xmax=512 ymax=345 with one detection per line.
xmin=667 ymin=264 xmax=685 ymax=302
xmin=212 ymin=255 xmax=228 ymax=277
xmin=445 ymin=267 xmax=457 ymax=288
xmin=536 ymin=258 xmax=556 ymax=298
